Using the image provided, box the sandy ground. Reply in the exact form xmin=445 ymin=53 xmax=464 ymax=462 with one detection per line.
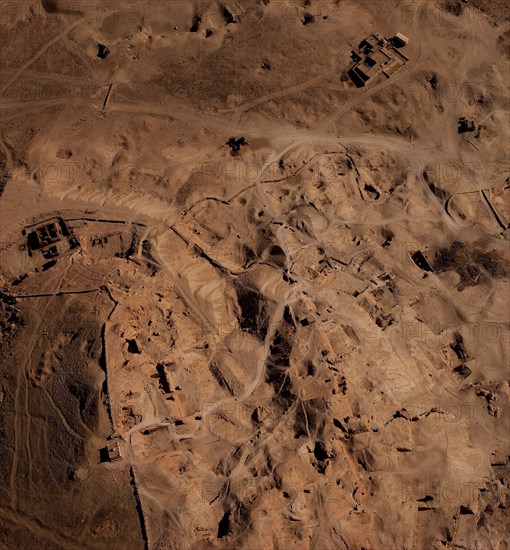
xmin=0 ymin=1 xmax=509 ymax=549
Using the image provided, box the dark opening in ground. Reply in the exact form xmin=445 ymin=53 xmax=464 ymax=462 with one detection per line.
xmin=217 ymin=511 xmax=231 ymax=538
xmin=223 ymin=7 xmax=236 ymax=24
xmin=97 ymin=44 xmax=110 ymax=59
xmin=190 ymin=15 xmax=201 ymax=32
xmin=127 ymin=339 xmax=141 ymax=354
xmin=411 ymin=250 xmax=434 ymax=272
xmin=226 ymin=137 xmax=248 ymax=156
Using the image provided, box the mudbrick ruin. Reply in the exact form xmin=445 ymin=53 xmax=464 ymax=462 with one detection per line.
xmin=0 ymin=1 xmax=509 ymax=549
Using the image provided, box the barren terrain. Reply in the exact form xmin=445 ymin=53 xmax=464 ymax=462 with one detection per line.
xmin=0 ymin=1 xmax=509 ymax=549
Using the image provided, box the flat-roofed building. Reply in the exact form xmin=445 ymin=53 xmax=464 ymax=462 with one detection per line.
xmin=349 ymin=33 xmax=410 ymax=87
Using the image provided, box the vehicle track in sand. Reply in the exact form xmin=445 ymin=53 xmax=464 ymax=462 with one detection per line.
xmin=0 ymin=504 xmax=96 ymax=550
xmin=0 ymin=7 xmax=117 ymax=97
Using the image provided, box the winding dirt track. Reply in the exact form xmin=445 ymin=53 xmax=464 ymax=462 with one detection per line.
xmin=1 ymin=1 xmax=509 ymax=548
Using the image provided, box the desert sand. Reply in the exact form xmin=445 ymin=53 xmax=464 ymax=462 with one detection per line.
xmin=0 ymin=1 xmax=509 ymax=549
